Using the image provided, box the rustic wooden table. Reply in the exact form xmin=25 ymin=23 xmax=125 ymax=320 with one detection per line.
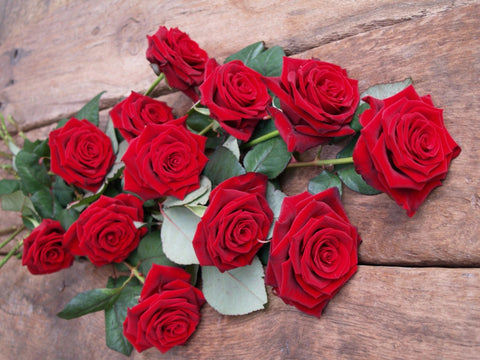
xmin=0 ymin=1 xmax=479 ymax=359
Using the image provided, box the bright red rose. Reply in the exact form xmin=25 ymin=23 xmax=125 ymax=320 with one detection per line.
xmin=199 ymin=59 xmax=271 ymax=141
xmin=265 ymin=188 xmax=360 ymax=317
xmin=192 ymin=173 xmax=273 ymax=272
xmin=122 ymin=117 xmax=208 ymax=201
xmin=49 ymin=118 xmax=115 ymax=192
xmin=63 ymin=194 xmax=146 ymax=267
xmin=22 ymin=219 xmax=74 ymax=275
xmin=123 ymin=264 xmax=205 ymax=353
xmin=146 ymin=26 xmax=209 ymax=101
xmin=263 ymin=57 xmax=359 ymax=152
xmin=110 ymin=91 xmax=174 ymax=142
xmin=353 ymin=85 xmax=461 ymax=217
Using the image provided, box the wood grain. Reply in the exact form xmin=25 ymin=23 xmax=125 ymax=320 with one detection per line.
xmin=0 ymin=0 xmax=475 ymax=129
xmin=0 ymin=259 xmax=478 ymax=360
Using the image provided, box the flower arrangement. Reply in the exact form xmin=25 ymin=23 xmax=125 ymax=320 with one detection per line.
xmin=0 ymin=25 xmax=460 ymax=356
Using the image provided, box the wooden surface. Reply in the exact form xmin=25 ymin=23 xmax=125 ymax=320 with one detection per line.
xmin=0 ymin=1 xmax=479 ymax=359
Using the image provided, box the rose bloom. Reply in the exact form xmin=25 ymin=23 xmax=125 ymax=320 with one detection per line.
xmin=63 ymin=194 xmax=146 ymax=267
xmin=123 ymin=264 xmax=205 ymax=353
xmin=49 ymin=118 xmax=115 ymax=192
xmin=199 ymin=59 xmax=271 ymax=141
xmin=122 ymin=117 xmax=208 ymax=201
xmin=22 ymin=219 xmax=74 ymax=275
xmin=110 ymin=91 xmax=174 ymax=142
xmin=265 ymin=188 xmax=360 ymax=317
xmin=353 ymin=85 xmax=461 ymax=217
xmin=264 ymin=57 xmax=359 ymax=152
xmin=192 ymin=173 xmax=273 ymax=272
xmin=146 ymin=26 xmax=209 ymax=101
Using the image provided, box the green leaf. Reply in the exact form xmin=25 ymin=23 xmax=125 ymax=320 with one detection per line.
xmin=186 ymin=110 xmax=212 ymax=133
xmin=105 ymin=118 xmax=119 ymax=154
xmin=222 ymin=136 xmax=241 ymax=160
xmin=250 ymin=118 xmax=277 ymax=140
xmin=161 ymin=206 xmax=200 ymax=265
xmin=57 ymin=287 xmax=122 ymax=320
xmin=0 ymin=179 xmax=21 ymax=195
xmin=31 ymin=188 xmax=55 ymax=219
xmin=257 ymin=243 xmax=270 ymax=266
xmin=225 ymin=41 xmax=265 ymax=65
xmin=14 ymin=151 xmax=51 ymax=193
xmin=360 ymin=78 xmax=413 ymax=103
xmin=56 ymin=118 xmax=69 ymax=129
xmin=202 ymin=256 xmax=267 ymax=315
xmin=266 ymin=182 xmax=286 ymax=239
xmin=1 ymin=190 xmax=36 ymax=213
xmin=127 ymin=230 xmax=178 ymax=276
xmin=105 ymin=140 xmax=128 ymax=181
xmin=163 ymin=176 xmax=211 ymax=209
xmin=335 ymin=136 xmax=381 ymax=195
xmin=308 ymin=170 xmax=343 ymax=196
xmin=350 ymin=102 xmax=370 ymax=132
xmin=203 ymin=146 xmax=246 ymax=187
xmin=53 ymin=177 xmax=74 ymax=207
xmin=247 ymin=46 xmax=285 ymax=77
xmin=75 ymin=91 xmax=106 ymax=127
xmin=23 ymin=138 xmax=49 ymax=158
xmin=105 ymin=276 xmax=142 ymax=357
xmin=243 ymin=137 xmax=291 ymax=179
xmin=56 ymin=207 xmax=80 ymax=231
xmin=185 ymin=205 xmax=207 ymax=218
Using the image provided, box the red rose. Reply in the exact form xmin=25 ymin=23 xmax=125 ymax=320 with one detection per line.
xmin=146 ymin=26 xmax=209 ymax=101
xmin=110 ymin=91 xmax=174 ymax=142
xmin=263 ymin=57 xmax=359 ymax=152
xmin=123 ymin=264 xmax=205 ymax=353
xmin=49 ymin=118 xmax=115 ymax=192
xmin=199 ymin=59 xmax=271 ymax=141
xmin=21 ymin=219 xmax=74 ymax=275
xmin=265 ymin=188 xmax=360 ymax=317
xmin=122 ymin=117 xmax=208 ymax=201
xmin=63 ymin=194 xmax=146 ymax=267
xmin=353 ymin=85 xmax=461 ymax=217
xmin=192 ymin=173 xmax=273 ymax=272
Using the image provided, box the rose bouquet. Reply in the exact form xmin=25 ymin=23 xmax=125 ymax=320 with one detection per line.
xmin=0 ymin=25 xmax=460 ymax=356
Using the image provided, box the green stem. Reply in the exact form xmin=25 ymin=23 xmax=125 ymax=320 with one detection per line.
xmin=198 ymin=121 xmax=215 ymax=136
xmin=0 ymin=225 xmax=25 ymax=250
xmin=287 ymin=156 xmax=354 ymax=168
xmin=243 ymin=130 xmax=280 ymax=148
xmin=123 ymin=261 xmax=145 ymax=284
xmin=0 ymin=239 xmax=23 ymax=269
xmin=144 ymin=73 xmax=165 ymax=97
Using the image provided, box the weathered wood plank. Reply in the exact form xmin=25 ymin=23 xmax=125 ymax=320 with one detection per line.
xmin=0 ymin=0 xmax=475 ymax=129
xmin=0 ymin=259 xmax=478 ymax=359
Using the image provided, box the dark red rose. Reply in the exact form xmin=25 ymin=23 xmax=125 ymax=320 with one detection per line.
xmin=122 ymin=117 xmax=208 ymax=201
xmin=265 ymin=188 xmax=360 ymax=317
xmin=263 ymin=57 xmax=359 ymax=152
xmin=192 ymin=173 xmax=273 ymax=272
xmin=123 ymin=264 xmax=205 ymax=353
xmin=146 ymin=26 xmax=209 ymax=101
xmin=199 ymin=59 xmax=271 ymax=141
xmin=353 ymin=85 xmax=461 ymax=217
xmin=49 ymin=118 xmax=115 ymax=192
xmin=21 ymin=219 xmax=74 ymax=275
xmin=63 ymin=194 xmax=146 ymax=267
xmin=110 ymin=91 xmax=174 ymax=142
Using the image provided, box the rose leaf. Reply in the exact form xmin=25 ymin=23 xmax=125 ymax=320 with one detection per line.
xmin=243 ymin=137 xmax=291 ymax=179
xmin=202 ymin=256 xmax=268 ymax=315
xmin=161 ymin=206 xmax=201 ymax=265
xmin=308 ymin=170 xmax=343 ymax=197
xmin=247 ymin=45 xmax=285 ymax=77
xmin=224 ymin=41 xmax=265 ymax=65
xmin=105 ymin=118 xmax=119 ymax=154
xmin=203 ymin=146 xmax=246 ymax=187
xmin=14 ymin=150 xmax=51 ymax=193
xmin=0 ymin=179 xmax=21 ymax=196
xmin=105 ymin=276 xmax=142 ymax=356
xmin=74 ymin=91 xmax=105 ymax=127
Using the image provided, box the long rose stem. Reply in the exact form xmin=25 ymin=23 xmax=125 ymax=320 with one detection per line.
xmin=287 ymin=157 xmax=354 ymax=168
xmin=144 ymin=73 xmax=165 ymax=97
xmin=243 ymin=130 xmax=280 ymax=148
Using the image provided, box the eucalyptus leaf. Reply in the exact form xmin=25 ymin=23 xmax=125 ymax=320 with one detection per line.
xmin=203 ymin=146 xmax=246 ymax=187
xmin=161 ymin=206 xmax=201 ymax=265
xmin=202 ymin=256 xmax=267 ymax=315
xmin=106 ymin=140 xmax=128 ymax=181
xmin=308 ymin=170 xmax=343 ymax=196
xmin=163 ymin=176 xmax=211 ymax=209
xmin=75 ymin=91 xmax=106 ymax=127
xmin=225 ymin=41 xmax=265 ymax=65
xmin=185 ymin=205 xmax=207 ymax=218
xmin=0 ymin=179 xmax=21 ymax=195
xmin=105 ymin=276 xmax=142 ymax=356
xmin=360 ymin=78 xmax=413 ymax=103
xmin=243 ymin=137 xmax=291 ymax=179
xmin=266 ymin=182 xmax=286 ymax=239
xmin=222 ymin=136 xmax=241 ymax=160
xmin=57 ymin=287 xmax=123 ymax=320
